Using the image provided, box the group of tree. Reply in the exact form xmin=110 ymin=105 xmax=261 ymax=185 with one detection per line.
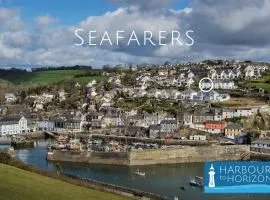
xmin=31 ymin=65 xmax=92 ymax=72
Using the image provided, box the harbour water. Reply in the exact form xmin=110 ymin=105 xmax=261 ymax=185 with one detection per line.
xmin=7 ymin=140 xmax=270 ymax=200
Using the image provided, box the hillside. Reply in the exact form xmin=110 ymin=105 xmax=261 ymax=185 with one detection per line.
xmin=12 ymin=70 xmax=104 ymax=85
xmin=0 ymin=164 xmax=130 ymax=200
xmin=0 ymin=68 xmax=104 ymax=85
xmin=0 ymin=79 xmax=15 ymax=102
xmin=247 ymin=73 xmax=270 ymax=93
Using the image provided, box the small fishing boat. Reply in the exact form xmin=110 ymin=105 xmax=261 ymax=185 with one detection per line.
xmin=134 ymin=169 xmax=146 ymax=177
xmin=9 ymin=146 xmax=14 ymax=151
xmin=51 ymin=143 xmax=66 ymax=150
xmin=66 ymin=144 xmax=80 ymax=150
xmin=66 ymin=139 xmax=81 ymax=150
xmin=189 ymin=176 xmax=203 ymax=188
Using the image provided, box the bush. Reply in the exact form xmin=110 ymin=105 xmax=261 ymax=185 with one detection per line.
xmin=0 ymin=151 xmax=12 ymax=164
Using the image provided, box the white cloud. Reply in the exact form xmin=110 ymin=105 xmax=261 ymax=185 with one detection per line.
xmin=35 ymin=15 xmax=59 ymax=27
xmin=0 ymin=8 xmax=25 ymax=31
xmin=170 ymin=7 xmax=192 ymax=15
xmin=1 ymin=1 xmax=270 ymax=67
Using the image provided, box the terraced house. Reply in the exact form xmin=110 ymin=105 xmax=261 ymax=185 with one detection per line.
xmin=0 ymin=116 xmax=28 ymax=135
xmin=224 ymin=123 xmax=242 ymax=139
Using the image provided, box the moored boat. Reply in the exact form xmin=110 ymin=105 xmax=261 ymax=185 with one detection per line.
xmin=189 ymin=176 xmax=203 ymax=188
xmin=66 ymin=139 xmax=81 ymax=150
xmin=134 ymin=169 xmax=146 ymax=177
xmin=51 ymin=143 xmax=66 ymax=150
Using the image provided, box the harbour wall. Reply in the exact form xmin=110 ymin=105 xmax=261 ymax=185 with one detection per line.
xmin=0 ymin=136 xmax=11 ymax=145
xmin=47 ymin=151 xmax=130 ymax=165
xmin=250 ymin=151 xmax=270 ymax=161
xmin=129 ymin=145 xmax=250 ymax=165
xmin=47 ymin=145 xmax=250 ymax=165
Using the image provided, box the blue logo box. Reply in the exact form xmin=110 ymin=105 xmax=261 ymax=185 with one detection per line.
xmin=204 ymin=161 xmax=270 ymax=193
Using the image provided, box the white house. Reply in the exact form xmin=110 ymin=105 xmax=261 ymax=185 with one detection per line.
xmin=58 ymin=90 xmax=66 ymax=102
xmin=244 ymin=65 xmax=267 ymax=79
xmin=86 ymin=80 xmax=97 ymax=88
xmin=34 ymin=103 xmax=44 ymax=111
xmin=209 ymin=69 xmax=241 ymax=80
xmin=124 ymin=109 xmax=138 ymax=117
xmin=5 ymin=93 xmax=17 ymax=103
xmin=181 ymin=89 xmax=198 ymax=100
xmin=41 ymin=93 xmax=54 ymax=101
xmin=244 ymin=65 xmax=256 ymax=78
xmin=189 ymin=135 xmax=206 ymax=141
xmin=115 ymin=77 xmax=121 ymax=86
xmin=75 ymin=82 xmax=81 ymax=87
xmin=0 ymin=116 xmax=28 ymax=135
xmin=199 ymin=91 xmax=230 ymax=102
xmin=170 ymin=90 xmax=181 ymax=100
xmin=187 ymin=71 xmax=195 ymax=79
xmin=213 ymin=80 xmax=236 ymax=90
xmin=185 ymin=77 xmax=195 ymax=87
xmin=158 ymin=68 xmax=169 ymax=76
xmin=222 ymin=108 xmax=255 ymax=119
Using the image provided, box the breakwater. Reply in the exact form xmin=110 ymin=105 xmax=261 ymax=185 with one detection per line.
xmin=47 ymin=145 xmax=250 ymax=165
xmin=250 ymin=151 xmax=270 ymax=161
xmin=11 ymin=140 xmax=34 ymax=149
xmin=0 ymin=137 xmax=11 ymax=145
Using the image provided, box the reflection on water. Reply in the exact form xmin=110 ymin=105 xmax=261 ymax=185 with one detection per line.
xmin=0 ymin=144 xmax=10 ymax=149
xmin=14 ymin=140 xmax=269 ymax=200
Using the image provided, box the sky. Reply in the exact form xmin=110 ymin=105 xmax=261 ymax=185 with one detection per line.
xmin=1 ymin=0 xmax=270 ymax=67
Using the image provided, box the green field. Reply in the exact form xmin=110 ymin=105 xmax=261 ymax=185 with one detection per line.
xmin=9 ymin=69 xmax=104 ymax=85
xmin=247 ymin=73 xmax=270 ymax=93
xmin=247 ymin=81 xmax=270 ymax=93
xmin=0 ymin=164 xmax=130 ymax=200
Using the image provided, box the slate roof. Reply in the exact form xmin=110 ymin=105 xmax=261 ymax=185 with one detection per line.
xmin=160 ymin=120 xmax=177 ymax=124
xmin=0 ymin=115 xmax=23 ymax=125
xmin=149 ymin=125 xmax=161 ymax=130
xmin=225 ymin=123 xmax=242 ymax=130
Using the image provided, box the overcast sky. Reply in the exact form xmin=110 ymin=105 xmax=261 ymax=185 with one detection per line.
xmin=1 ymin=0 xmax=270 ymax=67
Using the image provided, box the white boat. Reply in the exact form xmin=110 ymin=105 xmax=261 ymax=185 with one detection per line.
xmin=9 ymin=146 xmax=14 ymax=151
xmin=189 ymin=176 xmax=203 ymax=188
xmin=134 ymin=169 xmax=145 ymax=177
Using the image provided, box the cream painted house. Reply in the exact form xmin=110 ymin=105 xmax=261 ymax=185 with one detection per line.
xmin=0 ymin=116 xmax=28 ymax=135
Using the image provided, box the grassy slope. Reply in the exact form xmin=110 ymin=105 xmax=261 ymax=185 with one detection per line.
xmin=212 ymin=97 xmax=266 ymax=107
xmin=248 ymin=82 xmax=270 ymax=92
xmin=0 ymin=164 xmax=130 ymax=200
xmin=9 ymin=69 xmax=104 ymax=85
xmin=247 ymin=74 xmax=270 ymax=93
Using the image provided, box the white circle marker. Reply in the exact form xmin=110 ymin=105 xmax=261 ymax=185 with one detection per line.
xmin=199 ymin=77 xmax=214 ymax=92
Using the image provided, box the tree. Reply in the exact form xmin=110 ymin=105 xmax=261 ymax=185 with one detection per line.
xmin=20 ymin=90 xmax=26 ymax=100
xmin=164 ymin=61 xmax=171 ymax=66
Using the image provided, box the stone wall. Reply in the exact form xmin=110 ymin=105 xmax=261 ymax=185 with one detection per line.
xmin=47 ymin=145 xmax=250 ymax=166
xmin=129 ymin=145 xmax=250 ymax=165
xmin=47 ymin=150 xmax=130 ymax=165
